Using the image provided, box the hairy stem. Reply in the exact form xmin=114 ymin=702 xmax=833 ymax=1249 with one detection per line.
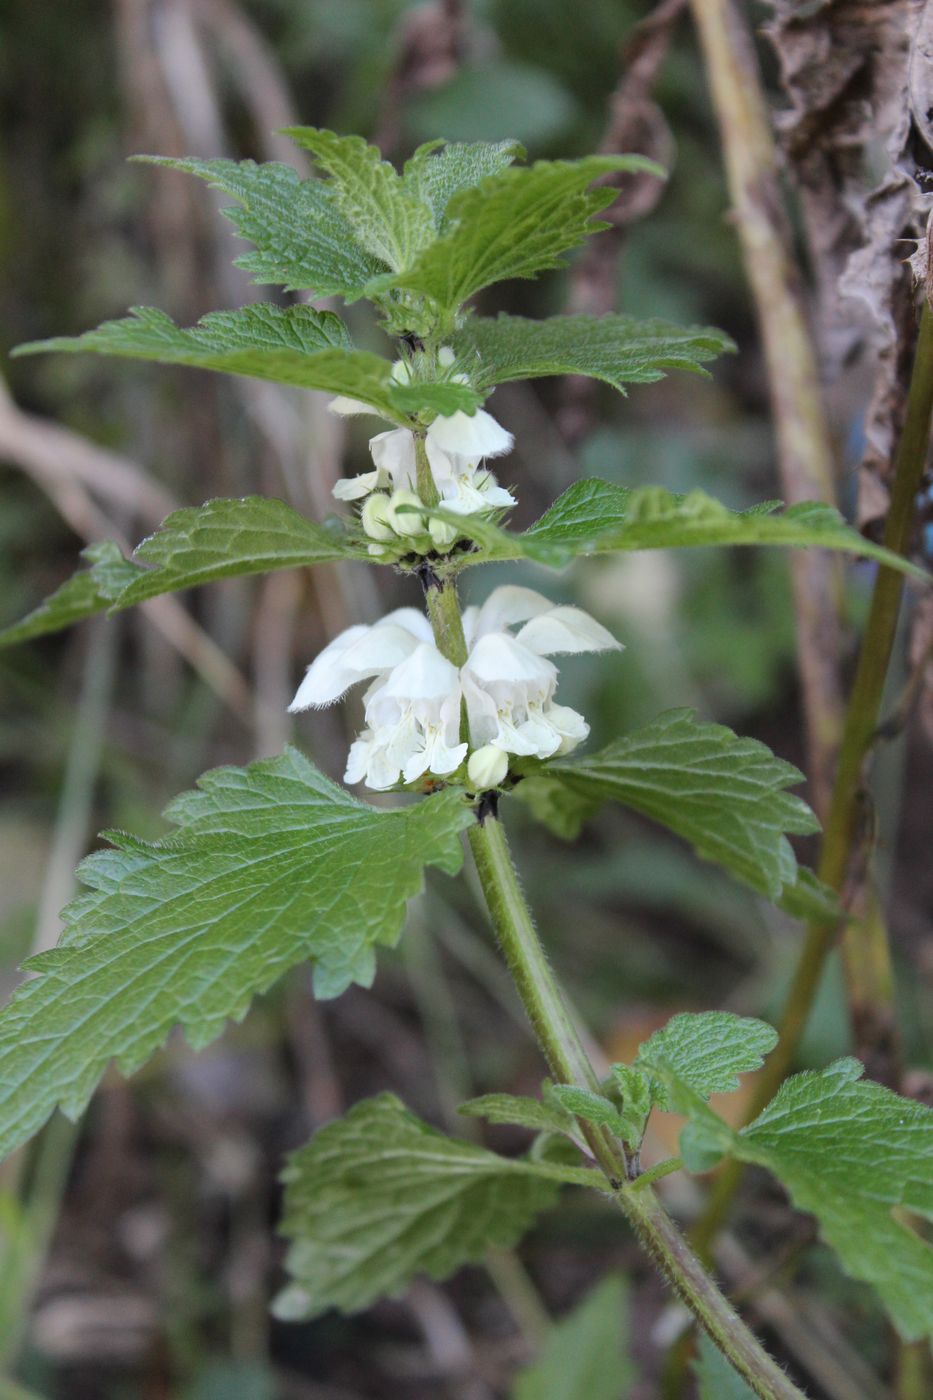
xmin=692 ymin=302 xmax=933 ymax=1259
xmin=688 ymin=0 xmax=842 ymax=818
xmin=414 ymin=430 xmax=440 ymax=508
xmin=418 ymin=554 xmax=810 ymax=1400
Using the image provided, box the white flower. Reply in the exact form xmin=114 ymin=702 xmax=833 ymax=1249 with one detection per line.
xmin=328 ymin=394 xmax=378 ymax=417
xmin=289 ymin=611 xmax=465 ymax=790
xmin=289 ymin=609 xmax=432 ymax=711
xmin=352 ymin=644 xmax=466 ymax=788
xmin=427 ymin=408 xmax=513 ymax=460
xmin=360 ymin=493 xmax=395 ymax=541
xmin=384 ymin=489 xmax=425 ymax=538
xmin=289 ymin=586 xmax=619 ymax=791
xmin=461 ymin=586 xmax=620 ymax=762
xmin=467 ymin=744 xmax=509 ymax=789
xmin=332 ymin=409 xmax=515 ymax=515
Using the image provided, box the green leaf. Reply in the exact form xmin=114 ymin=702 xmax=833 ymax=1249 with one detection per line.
xmin=456 ymin=313 xmax=734 ymax=393
xmin=777 ymin=868 xmax=842 ymax=923
xmin=276 ymin=1093 xmax=565 ymax=1319
xmin=549 ymin=709 xmax=818 ymax=900
xmin=458 ymin=1092 xmax=577 ymax=1138
xmin=450 ymin=479 xmax=930 ymax=579
xmin=283 ymin=127 xmax=434 ymax=271
xmin=649 ymin=1020 xmax=933 ymax=1341
xmin=609 ymin=1065 xmax=654 ymax=1146
xmin=135 ymin=156 xmax=385 ymax=299
xmin=403 ymin=139 xmax=526 ymax=229
xmin=15 ymin=306 xmax=383 ymax=417
xmin=511 ymin=777 xmax=838 ymax=925
xmin=632 ymin=1013 xmax=777 ymax=1173
xmin=15 ymin=305 xmax=485 ymax=420
xmin=0 ymin=542 xmax=141 ymax=648
xmin=694 ymin=1335 xmax=757 ymax=1400
xmin=0 ymin=498 xmax=364 ymax=647
xmin=549 ymin=1085 xmax=627 ymax=1136
xmin=510 ymin=774 xmax=603 ymax=841
xmin=116 ymin=497 xmax=361 ymax=606
xmin=733 ymin=1059 xmax=933 ymax=1342
xmin=385 ymin=155 xmax=663 ymax=311
xmin=634 ymin=1012 xmax=778 ymax=1110
xmin=512 ymin=1276 xmax=633 ymax=1400
xmin=0 ymin=752 xmax=474 ymax=1161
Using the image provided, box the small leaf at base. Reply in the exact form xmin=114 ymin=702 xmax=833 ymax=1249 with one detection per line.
xmin=277 ymin=1093 xmax=563 ymax=1317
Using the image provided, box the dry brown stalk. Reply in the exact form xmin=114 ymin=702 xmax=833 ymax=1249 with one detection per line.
xmin=688 ymin=0 xmax=843 ymax=820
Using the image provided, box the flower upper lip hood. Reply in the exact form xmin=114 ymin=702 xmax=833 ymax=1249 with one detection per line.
xmin=288 ymin=608 xmax=431 ymax=711
xmin=461 ymin=586 xmax=621 ymax=762
xmin=427 ymin=408 xmax=513 ymax=460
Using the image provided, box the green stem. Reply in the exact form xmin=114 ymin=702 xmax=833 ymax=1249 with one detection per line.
xmin=468 ymin=815 xmax=808 ymax=1400
xmin=691 ymin=302 xmax=933 ymax=1260
xmin=425 ymin=575 xmax=469 ymax=669
xmin=414 ymin=430 xmax=440 ymax=508
xmin=467 ymin=819 xmax=603 ymax=1097
xmin=416 ymin=540 xmax=810 ymax=1398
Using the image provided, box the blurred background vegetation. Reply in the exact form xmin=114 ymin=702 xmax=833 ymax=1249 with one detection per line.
xmin=0 ymin=2 xmax=930 ymax=1397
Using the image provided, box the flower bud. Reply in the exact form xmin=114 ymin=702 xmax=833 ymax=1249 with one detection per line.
xmin=361 ymin=493 xmax=395 ymax=542
xmin=386 ymin=489 xmax=425 ymax=537
xmin=467 ymin=744 xmax=509 ymax=790
xmin=429 ymin=514 xmax=459 ymax=550
xmin=437 ymin=345 xmax=456 ymax=368
xmin=391 ymin=358 xmax=411 ymax=384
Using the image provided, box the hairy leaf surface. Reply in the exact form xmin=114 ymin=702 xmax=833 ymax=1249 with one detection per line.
xmin=456 ymin=313 xmax=733 ymax=392
xmin=135 ymin=156 xmax=385 ymax=298
xmin=0 ymin=542 xmax=142 ymax=648
xmin=386 ymin=156 xmax=662 ymax=309
xmin=449 ymin=479 xmax=929 ymax=578
xmin=647 ymin=1016 xmax=933 ymax=1342
xmin=0 ymin=498 xmax=363 ymax=647
xmin=283 ymin=127 xmax=434 ymax=270
xmin=736 ymin=1059 xmax=933 ymax=1341
xmin=403 ymin=139 xmax=525 ymax=229
xmin=276 ymin=1093 xmax=568 ymax=1318
xmin=512 ymin=1276 xmax=633 ymax=1400
xmin=549 ymin=1085 xmax=627 ymax=1135
xmin=117 ymin=496 xmax=360 ymax=605
xmin=14 ymin=305 xmax=481 ymax=419
xmin=0 ymin=754 xmax=473 ymax=1160
xmin=459 ymin=1093 xmax=577 ymax=1138
xmin=550 ymin=709 xmax=818 ymax=899
xmin=510 ymin=775 xmax=837 ymax=922
xmin=634 ymin=1012 xmax=778 ymax=1109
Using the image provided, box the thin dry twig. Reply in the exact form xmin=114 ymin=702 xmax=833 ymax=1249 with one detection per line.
xmin=0 ymin=379 xmax=254 ymax=723
xmin=0 ymin=378 xmax=177 ymax=526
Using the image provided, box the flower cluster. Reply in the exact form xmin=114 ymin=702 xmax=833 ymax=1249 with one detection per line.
xmin=329 ymin=350 xmax=515 ymax=551
xmin=290 ymin=587 xmax=620 ymax=791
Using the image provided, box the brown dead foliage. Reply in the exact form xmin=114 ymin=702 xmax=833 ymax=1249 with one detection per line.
xmin=765 ymin=0 xmax=933 ymax=523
